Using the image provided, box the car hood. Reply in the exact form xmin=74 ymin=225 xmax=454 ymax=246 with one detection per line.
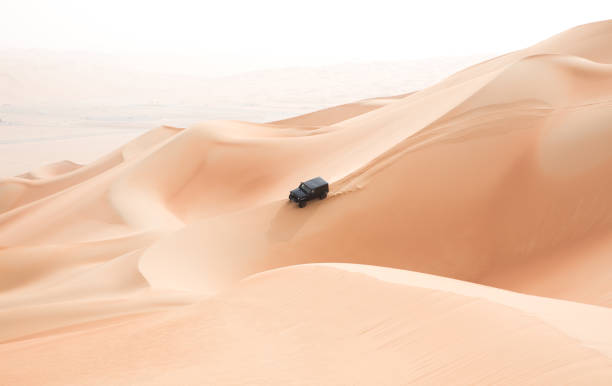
xmin=290 ymin=188 xmax=307 ymax=199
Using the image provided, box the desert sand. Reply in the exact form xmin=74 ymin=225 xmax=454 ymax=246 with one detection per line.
xmin=1 ymin=20 xmax=612 ymax=385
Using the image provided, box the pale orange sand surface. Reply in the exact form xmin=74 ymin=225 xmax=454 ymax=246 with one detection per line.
xmin=2 ymin=20 xmax=612 ymax=385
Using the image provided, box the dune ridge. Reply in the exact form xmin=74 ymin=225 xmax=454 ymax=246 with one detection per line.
xmin=2 ymin=20 xmax=612 ymax=384
xmin=3 ymin=264 xmax=612 ymax=385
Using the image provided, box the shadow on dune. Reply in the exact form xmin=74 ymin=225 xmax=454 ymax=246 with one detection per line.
xmin=267 ymin=200 xmax=322 ymax=242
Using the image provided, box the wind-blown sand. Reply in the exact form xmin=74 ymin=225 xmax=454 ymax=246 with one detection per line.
xmin=2 ymin=20 xmax=612 ymax=385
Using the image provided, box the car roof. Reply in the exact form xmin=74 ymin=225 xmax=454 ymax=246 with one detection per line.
xmin=304 ymin=177 xmax=327 ymax=189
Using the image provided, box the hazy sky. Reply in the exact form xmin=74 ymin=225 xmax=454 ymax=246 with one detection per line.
xmin=2 ymin=0 xmax=610 ymax=71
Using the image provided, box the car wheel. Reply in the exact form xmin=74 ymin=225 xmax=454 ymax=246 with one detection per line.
xmin=320 ymin=192 xmax=327 ymax=199
xmin=299 ymin=201 xmax=306 ymax=208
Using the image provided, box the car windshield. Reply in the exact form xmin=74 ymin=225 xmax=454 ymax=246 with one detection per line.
xmin=299 ymin=183 xmax=311 ymax=193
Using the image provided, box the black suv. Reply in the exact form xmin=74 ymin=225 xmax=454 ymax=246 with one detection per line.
xmin=289 ymin=177 xmax=329 ymax=207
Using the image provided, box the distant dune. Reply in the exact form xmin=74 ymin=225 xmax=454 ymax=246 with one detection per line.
xmin=1 ymin=20 xmax=612 ymax=385
xmin=0 ymin=53 xmax=488 ymax=177
xmin=0 ymin=50 xmax=488 ymax=107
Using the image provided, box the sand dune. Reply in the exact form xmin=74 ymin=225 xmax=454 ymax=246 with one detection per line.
xmin=3 ymin=265 xmax=612 ymax=385
xmin=2 ymin=20 xmax=612 ymax=384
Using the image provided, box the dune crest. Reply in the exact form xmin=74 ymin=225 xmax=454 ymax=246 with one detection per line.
xmin=2 ymin=20 xmax=612 ymax=384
